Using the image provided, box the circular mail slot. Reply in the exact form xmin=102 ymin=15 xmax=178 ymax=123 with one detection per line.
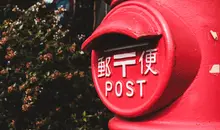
xmin=85 ymin=1 xmax=175 ymax=117
xmin=91 ymin=35 xmax=173 ymax=117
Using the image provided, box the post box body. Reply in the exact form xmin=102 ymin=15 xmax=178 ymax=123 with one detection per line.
xmin=82 ymin=0 xmax=220 ymax=129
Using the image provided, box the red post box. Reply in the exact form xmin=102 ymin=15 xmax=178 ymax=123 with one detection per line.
xmin=81 ymin=0 xmax=220 ymax=129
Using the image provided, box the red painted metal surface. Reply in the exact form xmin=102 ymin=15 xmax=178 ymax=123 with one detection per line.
xmin=82 ymin=0 xmax=220 ymax=129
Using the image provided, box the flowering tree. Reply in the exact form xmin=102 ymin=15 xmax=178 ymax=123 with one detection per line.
xmin=0 ymin=2 xmax=111 ymax=130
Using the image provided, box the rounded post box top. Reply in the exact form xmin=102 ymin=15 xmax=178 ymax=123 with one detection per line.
xmin=103 ymin=0 xmax=122 ymax=7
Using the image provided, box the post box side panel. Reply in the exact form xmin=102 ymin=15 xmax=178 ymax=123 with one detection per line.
xmin=147 ymin=3 xmax=202 ymax=113
xmin=144 ymin=0 xmax=220 ymax=122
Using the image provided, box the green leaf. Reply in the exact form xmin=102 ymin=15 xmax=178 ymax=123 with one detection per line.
xmin=82 ymin=111 xmax=86 ymax=117
xmin=82 ymin=117 xmax=87 ymax=122
xmin=86 ymin=115 xmax=93 ymax=118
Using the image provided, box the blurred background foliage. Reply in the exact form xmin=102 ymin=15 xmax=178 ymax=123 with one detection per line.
xmin=0 ymin=0 xmax=113 ymax=130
